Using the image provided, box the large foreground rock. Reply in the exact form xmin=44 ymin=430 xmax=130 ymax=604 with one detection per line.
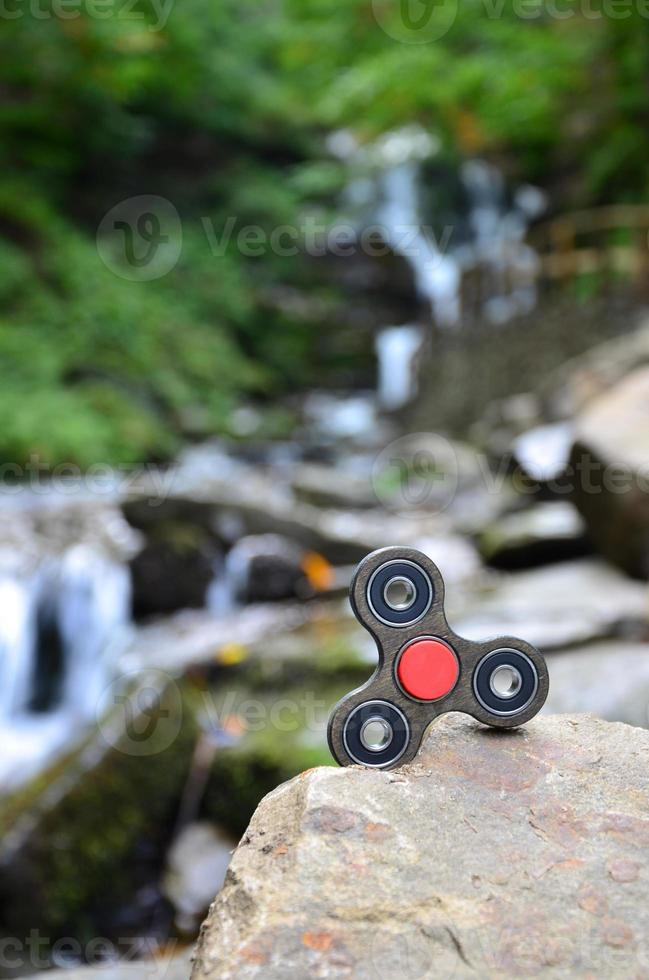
xmin=193 ymin=715 xmax=649 ymax=979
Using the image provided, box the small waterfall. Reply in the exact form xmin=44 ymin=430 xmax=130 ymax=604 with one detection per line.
xmin=461 ymin=159 xmax=545 ymax=325
xmin=0 ymin=572 xmax=37 ymax=718
xmin=377 ymin=162 xmax=461 ymax=329
xmin=330 ymin=126 xmax=546 ymax=339
xmin=375 ymin=325 xmax=423 ymax=409
xmin=0 ymin=502 xmax=140 ymax=788
xmin=57 ymin=545 xmax=133 ymax=717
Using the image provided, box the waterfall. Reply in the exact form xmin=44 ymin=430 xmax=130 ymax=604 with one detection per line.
xmin=375 ymin=325 xmax=423 ymax=409
xmin=461 ymin=159 xmax=545 ymax=324
xmin=57 ymin=545 xmax=133 ymax=717
xmin=0 ymin=572 xmax=37 ymax=719
xmin=330 ymin=126 xmax=546 ymax=336
xmin=0 ymin=503 xmax=139 ymax=789
xmin=377 ymin=162 xmax=461 ymax=329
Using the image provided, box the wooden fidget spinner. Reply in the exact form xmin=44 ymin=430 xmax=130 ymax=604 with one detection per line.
xmin=328 ymin=546 xmax=549 ymax=769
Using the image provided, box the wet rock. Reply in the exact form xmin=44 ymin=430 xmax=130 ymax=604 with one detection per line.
xmin=0 ymin=672 xmax=198 ymax=949
xmin=569 ymin=366 xmax=649 ymax=576
xmin=290 ymin=461 xmax=376 ymax=510
xmin=0 ymin=498 xmax=142 ymax=575
xmin=128 ymin=447 xmax=483 ymax=577
xmin=130 ymin=522 xmax=221 ymax=617
xmin=479 ymin=501 xmax=589 ymax=569
xmin=192 ymin=714 xmax=649 ymax=980
xmin=163 ymin=822 xmax=235 ymax=934
xmin=450 ymin=558 xmax=648 ymax=651
xmin=209 ymin=535 xmax=316 ymax=607
xmin=545 ymin=642 xmax=649 ymax=729
xmin=122 ymin=602 xmax=324 ymax=677
xmin=546 ymin=317 xmax=649 ymax=419
xmin=470 ymin=391 xmax=542 ymax=459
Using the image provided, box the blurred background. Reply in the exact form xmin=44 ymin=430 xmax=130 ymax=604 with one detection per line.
xmin=1 ymin=0 xmax=649 ymax=974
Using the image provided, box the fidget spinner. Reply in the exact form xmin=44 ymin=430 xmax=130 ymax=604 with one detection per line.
xmin=328 ymin=547 xmax=549 ymax=769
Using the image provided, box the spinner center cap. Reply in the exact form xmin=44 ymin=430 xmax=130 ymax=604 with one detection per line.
xmin=396 ymin=637 xmax=459 ymax=701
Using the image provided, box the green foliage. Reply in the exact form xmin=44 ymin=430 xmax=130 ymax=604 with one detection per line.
xmin=0 ymin=0 xmax=648 ymax=466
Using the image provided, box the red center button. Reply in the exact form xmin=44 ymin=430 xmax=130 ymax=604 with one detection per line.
xmin=397 ymin=637 xmax=459 ymax=701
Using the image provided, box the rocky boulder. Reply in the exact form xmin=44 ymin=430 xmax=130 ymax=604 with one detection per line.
xmin=570 ymin=366 xmax=649 ymax=576
xmin=193 ymin=714 xmax=649 ymax=979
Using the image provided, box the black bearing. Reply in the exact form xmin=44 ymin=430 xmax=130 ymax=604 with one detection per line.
xmin=367 ymin=559 xmax=433 ymax=627
xmin=473 ymin=648 xmax=539 ymax=717
xmin=342 ymin=700 xmax=410 ymax=768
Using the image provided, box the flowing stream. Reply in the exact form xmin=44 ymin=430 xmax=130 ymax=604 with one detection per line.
xmin=0 ymin=502 xmax=138 ymax=788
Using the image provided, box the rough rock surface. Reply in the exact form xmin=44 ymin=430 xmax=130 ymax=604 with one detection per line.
xmin=193 ymin=714 xmax=649 ymax=980
xmin=570 ymin=366 xmax=649 ymax=576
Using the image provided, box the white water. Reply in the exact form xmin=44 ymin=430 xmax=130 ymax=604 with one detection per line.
xmin=377 ymin=162 xmax=461 ymax=328
xmin=375 ymin=325 xmax=423 ymax=409
xmin=0 ymin=537 xmax=134 ymax=789
xmin=331 ymin=127 xmax=547 ymax=357
xmin=461 ymin=159 xmax=544 ymax=324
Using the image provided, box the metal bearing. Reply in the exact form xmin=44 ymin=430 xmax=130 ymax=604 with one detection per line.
xmin=367 ymin=559 xmax=433 ymax=628
xmin=342 ymin=700 xmax=410 ymax=768
xmin=473 ymin=648 xmax=539 ymax=717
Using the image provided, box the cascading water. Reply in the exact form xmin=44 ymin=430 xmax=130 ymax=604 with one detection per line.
xmin=0 ymin=502 xmax=140 ymax=789
xmin=376 ymin=160 xmax=461 ymax=329
xmin=328 ymin=126 xmax=546 ymax=409
xmin=461 ymin=159 xmax=545 ymax=324
xmin=375 ymin=325 xmax=423 ymax=410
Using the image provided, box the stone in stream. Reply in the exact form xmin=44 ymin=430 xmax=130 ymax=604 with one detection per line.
xmin=478 ymin=500 xmax=589 ymax=569
xmin=569 ymin=366 xmax=649 ymax=577
xmin=125 ymin=441 xmax=484 ymax=578
xmin=192 ymin=714 xmax=649 ymax=980
xmin=163 ymin=822 xmax=235 ymax=934
xmin=209 ymin=534 xmax=318 ymax=607
xmin=449 ymin=558 xmax=648 ymax=651
xmin=130 ymin=520 xmax=222 ymax=617
xmin=544 ymin=316 xmax=649 ymax=420
xmin=545 ymin=641 xmax=649 ymax=730
xmin=0 ymin=671 xmax=199 ymax=948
